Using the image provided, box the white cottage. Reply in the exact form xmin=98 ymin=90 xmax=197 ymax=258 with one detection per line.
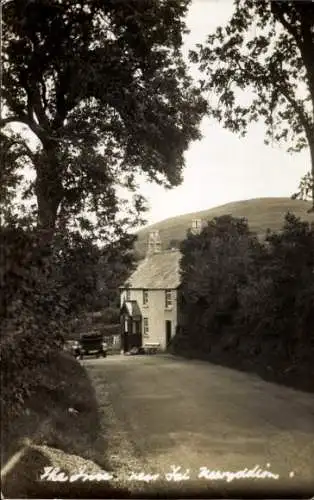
xmin=119 ymin=230 xmax=182 ymax=353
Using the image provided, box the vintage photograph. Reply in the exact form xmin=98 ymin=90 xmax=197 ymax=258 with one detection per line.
xmin=1 ymin=0 xmax=314 ymax=498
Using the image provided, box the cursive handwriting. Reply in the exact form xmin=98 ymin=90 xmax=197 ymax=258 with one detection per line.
xmin=40 ymin=467 xmax=68 ymax=482
xmin=129 ymin=471 xmax=160 ymax=482
xmin=39 ymin=464 xmax=282 ymax=484
xmin=165 ymin=465 xmax=190 ymax=482
xmin=198 ymin=464 xmax=280 ymax=482
xmin=40 ymin=466 xmax=113 ymax=482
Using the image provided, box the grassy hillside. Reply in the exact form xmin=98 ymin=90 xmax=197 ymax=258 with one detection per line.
xmin=135 ymin=197 xmax=314 ymax=256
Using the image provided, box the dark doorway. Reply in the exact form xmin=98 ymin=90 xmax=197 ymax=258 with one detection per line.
xmin=128 ymin=319 xmax=142 ymax=350
xmin=122 ymin=316 xmax=142 ymax=353
xmin=165 ymin=320 xmax=172 ymax=347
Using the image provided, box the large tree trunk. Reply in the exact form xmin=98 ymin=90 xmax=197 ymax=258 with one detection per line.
xmin=310 ymin=137 xmax=314 ymax=213
xmin=34 ymin=141 xmax=64 ymax=245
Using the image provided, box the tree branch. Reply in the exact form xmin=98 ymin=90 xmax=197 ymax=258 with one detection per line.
xmin=271 ymin=2 xmax=314 ymax=110
xmin=0 ymin=116 xmax=25 ymax=127
xmin=40 ymin=79 xmax=49 ymax=115
xmin=0 ymin=114 xmax=60 ymax=148
xmin=235 ymin=55 xmax=312 ymax=142
xmin=278 ymin=83 xmax=313 ymax=140
xmin=299 ymin=16 xmax=314 ymax=109
xmin=31 ymin=85 xmax=50 ymax=128
xmin=271 ymin=3 xmax=300 ymax=46
xmin=1 ymin=113 xmax=46 ymax=140
xmin=1 ymin=136 xmax=36 ymax=163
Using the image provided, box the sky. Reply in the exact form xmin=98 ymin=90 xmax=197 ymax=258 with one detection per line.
xmin=138 ymin=0 xmax=309 ymax=226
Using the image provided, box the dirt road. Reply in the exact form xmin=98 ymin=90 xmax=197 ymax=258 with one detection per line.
xmin=84 ymin=354 xmax=314 ymax=498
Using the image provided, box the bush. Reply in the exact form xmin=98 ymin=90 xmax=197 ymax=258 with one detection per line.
xmin=0 ymin=332 xmax=61 ymax=422
xmin=102 ymin=324 xmax=120 ymax=336
xmin=179 ymin=215 xmax=257 ymax=346
xmin=0 ymin=226 xmax=69 ymax=420
xmin=99 ymin=307 xmax=120 ymax=325
xmin=238 ymin=213 xmax=314 ymax=359
xmin=176 ymin=213 xmax=314 ymax=389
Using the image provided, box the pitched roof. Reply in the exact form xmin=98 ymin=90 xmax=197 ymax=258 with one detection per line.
xmin=122 ymin=250 xmax=181 ymax=289
xmin=121 ymin=300 xmax=142 ymax=318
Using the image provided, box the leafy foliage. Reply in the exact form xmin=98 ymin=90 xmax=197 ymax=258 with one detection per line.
xmin=191 ymin=0 xmax=314 ymax=209
xmin=0 ymin=220 xmax=134 ymax=418
xmin=239 ymin=213 xmax=314 ymax=353
xmin=179 ymin=216 xmax=259 ymax=348
xmin=51 ymin=230 xmax=135 ymax=314
xmin=1 ymin=0 xmax=206 ymax=237
xmin=0 ymin=225 xmax=67 ymax=419
xmin=176 ymin=213 xmax=314 ymax=388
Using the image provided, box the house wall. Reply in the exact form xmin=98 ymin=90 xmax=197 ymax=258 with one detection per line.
xmin=120 ymin=288 xmax=178 ymax=350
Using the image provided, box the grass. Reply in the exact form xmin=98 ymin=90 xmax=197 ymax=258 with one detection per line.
xmin=135 ymin=197 xmax=314 ymax=255
xmin=1 ymin=349 xmax=130 ymax=498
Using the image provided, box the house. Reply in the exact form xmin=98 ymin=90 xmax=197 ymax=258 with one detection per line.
xmin=119 ymin=231 xmax=182 ymax=352
xmin=119 ymin=220 xmax=203 ymax=353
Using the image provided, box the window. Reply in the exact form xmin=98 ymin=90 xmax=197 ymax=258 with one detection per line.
xmin=143 ymin=317 xmax=149 ymax=336
xmin=165 ymin=290 xmax=172 ymax=309
xmin=126 ymin=289 xmax=131 ymax=300
xmin=143 ymin=289 xmax=148 ymax=305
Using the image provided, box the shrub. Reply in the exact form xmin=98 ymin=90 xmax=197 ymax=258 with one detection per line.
xmin=0 ymin=226 xmax=68 ymax=420
xmin=179 ymin=215 xmax=258 ymax=347
xmin=177 ymin=212 xmax=314 ymax=385
xmin=238 ymin=213 xmax=314 ymax=360
xmin=100 ymin=307 xmax=120 ymax=325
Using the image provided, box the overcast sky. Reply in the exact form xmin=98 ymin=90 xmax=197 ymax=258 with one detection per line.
xmin=139 ymin=0 xmax=309 ymax=225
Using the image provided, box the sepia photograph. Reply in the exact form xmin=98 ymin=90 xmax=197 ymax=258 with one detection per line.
xmin=1 ymin=0 xmax=314 ymax=498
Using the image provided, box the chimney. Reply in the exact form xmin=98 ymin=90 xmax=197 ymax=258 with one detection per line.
xmin=147 ymin=230 xmax=162 ymax=255
xmin=191 ymin=218 xmax=203 ymax=235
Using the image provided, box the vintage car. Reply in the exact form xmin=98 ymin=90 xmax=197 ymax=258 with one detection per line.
xmin=65 ymin=335 xmax=108 ymax=359
xmin=78 ymin=334 xmax=108 ymax=359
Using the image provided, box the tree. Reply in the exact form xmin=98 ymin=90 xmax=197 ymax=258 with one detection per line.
xmin=238 ymin=212 xmax=314 ymax=361
xmin=43 ymin=228 xmax=135 ymax=318
xmin=51 ymin=232 xmax=106 ymax=314
xmin=176 ymin=212 xmax=314 ymax=378
xmin=190 ymin=0 xmax=314 ymax=210
xmin=1 ymin=0 xmax=206 ymax=242
xmin=179 ymin=215 xmax=258 ymax=350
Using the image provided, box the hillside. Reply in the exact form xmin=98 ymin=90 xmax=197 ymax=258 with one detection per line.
xmin=135 ymin=197 xmax=314 ymax=256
